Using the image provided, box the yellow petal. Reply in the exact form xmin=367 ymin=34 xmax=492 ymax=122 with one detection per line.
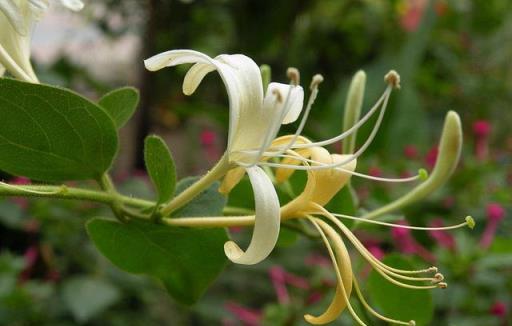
xmin=218 ymin=167 xmax=246 ymax=195
xmin=309 ymin=151 xmax=356 ymax=206
xmin=305 ymin=218 xmax=353 ymax=324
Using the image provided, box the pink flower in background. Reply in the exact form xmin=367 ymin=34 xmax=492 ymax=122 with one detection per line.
xmin=19 ymin=246 xmax=39 ymax=283
xmin=392 ymin=220 xmax=436 ymax=262
xmin=399 ymin=0 xmax=427 ymax=32
xmin=305 ymin=254 xmax=331 ymax=268
xmin=472 ymin=120 xmax=491 ymax=161
xmin=10 ymin=177 xmax=30 ymax=209
xmin=269 ymin=266 xmax=310 ymax=304
xmin=425 ymin=146 xmax=439 ymax=169
xmin=224 ymin=302 xmax=262 ymax=326
xmin=269 ymin=266 xmax=290 ymax=304
xmin=428 ymin=218 xmax=456 ymax=250
xmin=490 ymin=301 xmax=507 ymax=317
xmin=368 ymin=167 xmax=382 ymax=178
xmin=480 ymin=203 xmax=506 ymax=249
xmin=200 ymin=129 xmax=222 ymax=162
xmin=404 ymin=144 xmax=419 ymax=159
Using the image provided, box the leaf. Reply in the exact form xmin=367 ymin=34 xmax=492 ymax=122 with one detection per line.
xmin=173 ymin=177 xmax=227 ymax=217
xmin=86 ymin=218 xmax=228 ymax=305
xmin=144 ymin=135 xmax=176 ymax=203
xmin=0 ymin=78 xmax=118 ymax=182
xmin=98 ymin=87 xmax=139 ymax=128
xmin=62 ymin=277 xmax=120 ymax=323
xmin=367 ymin=254 xmax=433 ymax=325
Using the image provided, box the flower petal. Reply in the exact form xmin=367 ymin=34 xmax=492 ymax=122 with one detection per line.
xmin=58 ymin=0 xmax=84 ymax=11
xmin=224 ymin=166 xmax=280 ymax=265
xmin=144 ymin=50 xmax=264 ymax=153
xmin=264 ymin=82 xmax=304 ymax=124
xmin=0 ymin=0 xmax=30 ymax=35
xmin=305 ymin=218 xmax=353 ymax=325
xmin=218 ymin=167 xmax=246 ymax=195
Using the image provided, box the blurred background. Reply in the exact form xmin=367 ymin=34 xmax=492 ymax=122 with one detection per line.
xmin=1 ymin=0 xmax=511 ymax=325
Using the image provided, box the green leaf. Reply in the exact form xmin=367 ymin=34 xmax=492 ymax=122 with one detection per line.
xmin=0 ymin=78 xmax=118 ymax=182
xmin=367 ymin=254 xmax=433 ymax=325
xmin=98 ymin=87 xmax=139 ymax=128
xmin=173 ymin=177 xmax=227 ymax=217
xmin=86 ymin=218 xmax=228 ymax=305
xmin=62 ymin=277 xmax=120 ymax=323
xmin=144 ymin=135 xmax=176 ymax=203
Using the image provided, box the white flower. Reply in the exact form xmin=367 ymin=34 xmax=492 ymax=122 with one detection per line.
xmin=0 ymin=0 xmax=83 ymax=81
xmin=145 ymin=50 xmax=305 ymax=265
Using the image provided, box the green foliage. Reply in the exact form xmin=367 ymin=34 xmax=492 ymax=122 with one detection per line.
xmin=144 ymin=135 xmax=176 ymax=204
xmin=86 ymin=175 xmax=229 ymax=305
xmin=173 ymin=177 xmax=226 ymax=217
xmin=0 ymin=78 xmax=118 ymax=182
xmin=98 ymin=87 xmax=139 ymax=129
xmin=62 ymin=277 xmax=121 ymax=323
xmin=86 ymin=218 xmax=228 ymax=305
xmin=367 ymin=254 xmax=434 ymax=325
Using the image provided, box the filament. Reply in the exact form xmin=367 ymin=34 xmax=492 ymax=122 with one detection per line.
xmin=262 ymin=153 xmax=422 ymax=183
xmin=273 ymin=74 xmax=323 ymax=158
xmin=313 ymin=204 xmax=446 ymax=290
xmin=329 ymin=213 xmax=474 ymax=231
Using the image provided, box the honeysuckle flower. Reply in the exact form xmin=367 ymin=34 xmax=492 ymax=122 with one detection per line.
xmin=145 ymin=50 xmax=310 ymax=265
xmin=146 ymin=51 xmax=449 ymax=270
xmin=0 ymin=0 xmax=83 ymax=82
xmin=152 ymin=54 xmax=473 ymax=324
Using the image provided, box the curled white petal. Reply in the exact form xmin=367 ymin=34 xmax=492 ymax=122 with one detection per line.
xmin=224 ymin=166 xmax=280 ymax=265
xmin=144 ymin=49 xmax=266 ymax=156
xmin=264 ymin=82 xmax=304 ymax=124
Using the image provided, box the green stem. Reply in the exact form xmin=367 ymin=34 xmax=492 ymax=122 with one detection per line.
xmin=0 ymin=183 xmax=153 ymax=209
xmin=160 ymin=153 xmax=232 ymax=216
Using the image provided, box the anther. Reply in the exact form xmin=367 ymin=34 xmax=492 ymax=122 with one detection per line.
xmin=287 ymin=67 xmax=300 ymax=86
xmin=384 ymin=70 xmax=401 ymax=89
xmin=310 ymin=74 xmax=324 ymax=91
xmin=465 ymin=216 xmax=475 ymax=229
xmin=409 ymin=321 xmax=416 ymax=326
xmin=431 ymin=273 xmax=444 ymax=283
xmin=418 ymin=168 xmax=428 ymax=181
xmin=272 ymin=88 xmax=283 ymax=103
xmin=428 ymin=266 xmax=438 ymax=273
xmin=438 ymin=282 xmax=448 ymax=289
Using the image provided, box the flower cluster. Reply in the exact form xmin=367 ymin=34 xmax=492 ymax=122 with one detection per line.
xmin=145 ymin=50 xmax=473 ymax=325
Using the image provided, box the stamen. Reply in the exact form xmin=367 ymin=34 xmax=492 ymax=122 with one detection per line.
xmin=329 ymin=212 xmax=474 ymax=231
xmin=306 ymin=216 xmax=368 ymax=326
xmin=270 ymin=74 xmax=323 ymax=159
xmin=262 ymin=153 xmax=422 ymax=183
xmin=290 ymin=86 xmax=391 ymax=150
xmin=248 ymin=81 xmax=297 ymax=167
xmin=384 ymin=70 xmax=401 ymax=89
xmin=287 ymin=67 xmax=300 ymax=86
xmin=431 ymin=273 xmax=444 ymax=284
xmin=314 ymin=205 xmax=447 ymax=289
xmin=310 ymin=74 xmax=324 ymax=90
xmin=352 ymin=277 xmax=413 ymax=325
